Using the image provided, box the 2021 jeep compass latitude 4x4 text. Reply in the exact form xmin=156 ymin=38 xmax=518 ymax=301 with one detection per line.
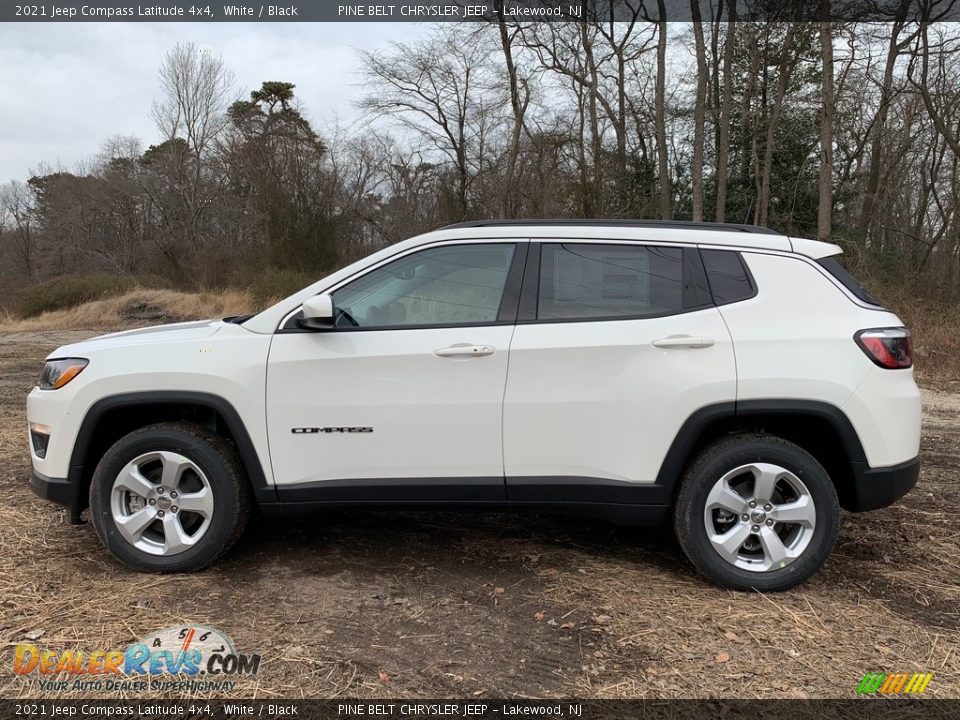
xmin=26 ymin=220 xmax=921 ymax=591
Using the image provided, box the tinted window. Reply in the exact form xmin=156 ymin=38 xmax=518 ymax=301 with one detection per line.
xmin=701 ymin=249 xmax=755 ymax=304
xmin=537 ymin=243 xmax=707 ymax=321
xmin=331 ymin=243 xmax=516 ymax=328
xmin=817 ymin=256 xmax=882 ymax=306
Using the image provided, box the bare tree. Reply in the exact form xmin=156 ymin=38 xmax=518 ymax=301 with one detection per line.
xmin=0 ymin=181 xmax=38 ymax=278
xmin=359 ymin=28 xmax=496 ymax=218
xmin=151 ymin=43 xmax=236 ymax=160
xmin=149 ymin=42 xmax=236 ymax=277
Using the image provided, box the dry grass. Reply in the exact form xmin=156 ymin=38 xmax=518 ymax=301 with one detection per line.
xmin=0 ymin=289 xmax=259 ymax=332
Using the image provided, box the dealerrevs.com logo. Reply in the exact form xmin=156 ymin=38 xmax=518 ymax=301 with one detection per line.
xmin=13 ymin=625 xmax=260 ymax=693
xmin=856 ymin=672 xmax=933 ymax=695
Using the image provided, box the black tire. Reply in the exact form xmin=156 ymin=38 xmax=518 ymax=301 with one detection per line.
xmin=89 ymin=422 xmax=251 ymax=572
xmin=673 ymin=433 xmax=839 ymax=592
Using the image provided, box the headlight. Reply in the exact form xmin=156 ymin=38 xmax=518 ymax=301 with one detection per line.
xmin=39 ymin=358 xmax=88 ymax=390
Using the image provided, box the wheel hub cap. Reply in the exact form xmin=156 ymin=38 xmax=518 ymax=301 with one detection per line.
xmin=703 ymin=462 xmax=817 ymax=573
xmin=109 ymin=451 xmax=214 ymax=557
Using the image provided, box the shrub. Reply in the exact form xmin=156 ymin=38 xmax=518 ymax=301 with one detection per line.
xmin=15 ymin=274 xmax=138 ymax=318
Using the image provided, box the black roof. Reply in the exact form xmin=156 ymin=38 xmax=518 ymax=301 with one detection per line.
xmin=438 ymin=219 xmax=782 ymax=236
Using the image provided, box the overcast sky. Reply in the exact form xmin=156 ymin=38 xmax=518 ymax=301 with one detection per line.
xmin=0 ymin=22 xmax=429 ymax=183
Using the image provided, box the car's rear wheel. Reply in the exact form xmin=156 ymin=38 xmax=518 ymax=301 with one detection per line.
xmin=89 ymin=422 xmax=250 ymax=572
xmin=674 ymin=434 xmax=839 ymax=591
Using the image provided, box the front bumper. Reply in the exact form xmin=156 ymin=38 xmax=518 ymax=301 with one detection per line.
xmin=29 ymin=468 xmax=85 ymax=523
xmin=846 ymin=455 xmax=920 ymax=512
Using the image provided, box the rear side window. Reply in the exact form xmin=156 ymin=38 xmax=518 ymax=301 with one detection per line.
xmin=700 ymin=249 xmax=756 ymax=305
xmin=536 ymin=243 xmax=711 ymax=321
xmin=817 ymin=256 xmax=882 ymax=306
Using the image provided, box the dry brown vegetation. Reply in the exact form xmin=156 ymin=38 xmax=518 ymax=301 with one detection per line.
xmin=0 ymin=289 xmax=260 ymax=332
xmin=886 ymin=294 xmax=960 ymax=383
xmin=0 ymin=329 xmax=957 ymax=700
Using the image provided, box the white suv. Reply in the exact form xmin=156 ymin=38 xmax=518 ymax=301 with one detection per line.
xmin=26 ymin=220 xmax=921 ymax=591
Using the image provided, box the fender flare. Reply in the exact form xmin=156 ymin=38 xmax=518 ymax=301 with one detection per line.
xmin=654 ymin=399 xmax=867 ymax=490
xmin=69 ymin=391 xmax=276 ymax=506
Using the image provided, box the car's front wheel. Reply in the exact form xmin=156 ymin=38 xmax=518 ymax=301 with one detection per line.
xmin=89 ymin=422 xmax=250 ymax=572
xmin=674 ymin=434 xmax=840 ymax=592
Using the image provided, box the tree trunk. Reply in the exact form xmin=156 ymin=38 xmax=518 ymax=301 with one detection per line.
xmin=756 ymin=27 xmax=797 ymax=227
xmin=691 ymin=0 xmax=708 ymax=222
xmin=715 ymin=0 xmax=737 ymax=223
xmin=655 ymin=1 xmax=671 ymax=219
xmin=859 ymin=9 xmax=911 ymax=232
xmin=580 ymin=21 xmax=605 ymax=216
xmin=818 ymin=17 xmax=834 ymax=242
xmin=495 ymin=4 xmax=525 ymax=219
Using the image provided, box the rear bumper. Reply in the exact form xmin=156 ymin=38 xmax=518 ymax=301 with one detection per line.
xmin=29 ymin=468 xmax=84 ymax=523
xmin=846 ymin=456 xmax=920 ymax=512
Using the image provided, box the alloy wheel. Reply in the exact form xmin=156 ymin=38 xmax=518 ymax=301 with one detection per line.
xmin=110 ymin=451 xmax=214 ymax=556
xmin=702 ymin=462 xmax=817 ymax=572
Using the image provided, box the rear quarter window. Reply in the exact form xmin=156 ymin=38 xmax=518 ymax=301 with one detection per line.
xmin=817 ymin=256 xmax=883 ymax=307
xmin=700 ymin=249 xmax=756 ymax=305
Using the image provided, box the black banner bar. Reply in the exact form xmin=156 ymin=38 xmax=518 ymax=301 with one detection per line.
xmin=3 ymin=0 xmax=960 ymax=23
xmin=1 ymin=699 xmax=956 ymax=720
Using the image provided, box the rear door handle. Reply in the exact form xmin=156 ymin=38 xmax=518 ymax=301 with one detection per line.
xmin=434 ymin=344 xmax=496 ymax=358
xmin=652 ymin=335 xmax=715 ymax=349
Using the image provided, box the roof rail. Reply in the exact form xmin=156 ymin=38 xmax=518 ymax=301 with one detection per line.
xmin=438 ymin=219 xmax=782 ymax=236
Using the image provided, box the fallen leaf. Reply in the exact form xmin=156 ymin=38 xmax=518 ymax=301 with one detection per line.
xmin=494 ymin=587 xmax=505 ymax=595
xmin=592 ymin=615 xmax=612 ymax=625
xmin=323 ymin=628 xmax=334 ymax=635
xmin=534 ymin=611 xmax=545 ymax=622
xmin=715 ymin=651 xmax=731 ymax=663
xmin=378 ymin=671 xmax=391 ymax=684
xmin=24 ymin=629 xmax=44 ymax=641
xmin=875 ymin=644 xmax=894 ymax=656
xmin=723 ymin=631 xmax=740 ymax=642
xmin=560 ymin=622 xmax=576 ymax=630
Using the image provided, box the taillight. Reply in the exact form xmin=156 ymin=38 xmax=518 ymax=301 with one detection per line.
xmin=855 ymin=328 xmax=912 ymax=369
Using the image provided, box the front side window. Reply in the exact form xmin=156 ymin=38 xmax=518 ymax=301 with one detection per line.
xmin=330 ymin=243 xmax=516 ymax=328
xmin=537 ymin=243 xmax=709 ymax=321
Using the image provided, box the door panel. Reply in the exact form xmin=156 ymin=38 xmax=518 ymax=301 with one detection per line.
xmin=503 ymin=311 xmax=735 ymax=488
xmin=503 ymin=241 xmax=736 ymax=493
xmin=267 ymin=326 xmax=515 ymax=492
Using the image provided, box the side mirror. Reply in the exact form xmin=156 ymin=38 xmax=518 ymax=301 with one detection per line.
xmin=299 ymin=293 xmax=335 ymax=330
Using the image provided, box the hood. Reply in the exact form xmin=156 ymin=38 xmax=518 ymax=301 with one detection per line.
xmin=48 ymin=319 xmax=226 ymax=358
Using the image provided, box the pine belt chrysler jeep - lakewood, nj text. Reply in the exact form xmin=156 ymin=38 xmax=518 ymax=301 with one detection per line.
xmin=27 ymin=220 xmax=921 ymax=591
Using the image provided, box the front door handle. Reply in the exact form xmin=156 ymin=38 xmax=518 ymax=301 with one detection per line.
xmin=652 ymin=335 xmax=715 ymax=349
xmin=434 ymin=344 xmax=496 ymax=358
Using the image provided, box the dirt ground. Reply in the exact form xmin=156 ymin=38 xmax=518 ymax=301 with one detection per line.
xmin=0 ymin=330 xmax=958 ymax=700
